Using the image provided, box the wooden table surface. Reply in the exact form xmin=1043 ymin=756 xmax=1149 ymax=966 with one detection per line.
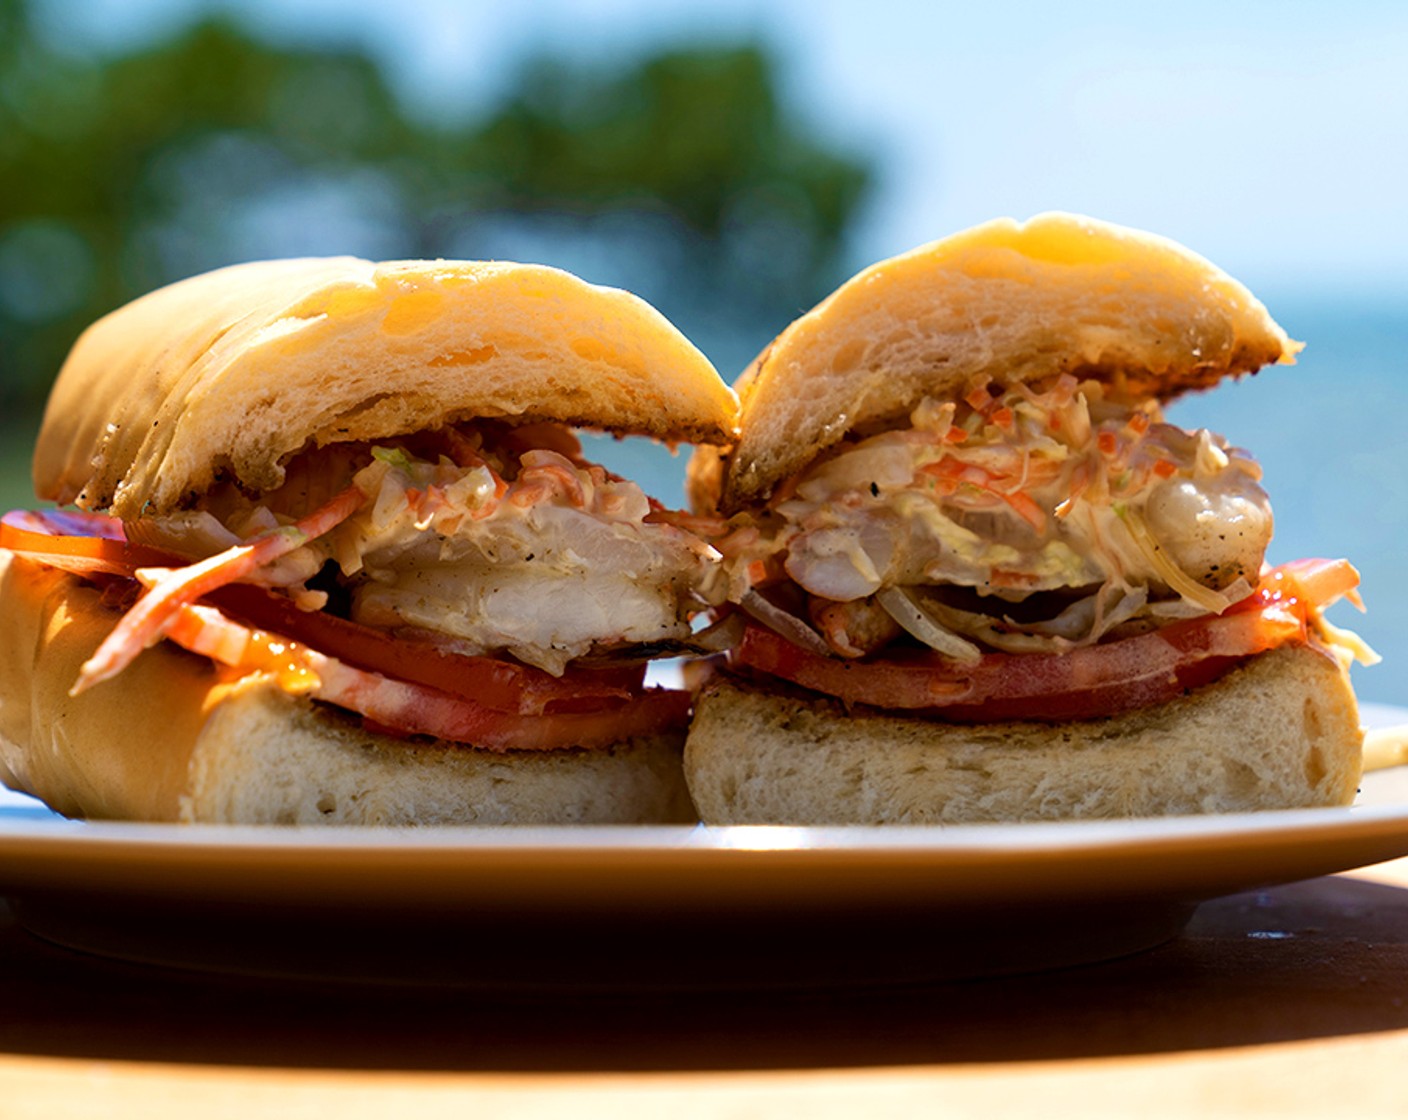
xmin=2 ymin=854 xmax=1406 ymax=1118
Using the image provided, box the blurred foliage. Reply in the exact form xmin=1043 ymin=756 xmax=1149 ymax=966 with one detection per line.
xmin=460 ymin=48 xmax=869 ymax=324
xmin=0 ymin=0 xmax=873 ymax=419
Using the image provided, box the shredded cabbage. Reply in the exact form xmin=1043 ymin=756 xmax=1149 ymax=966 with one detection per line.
xmin=720 ymin=375 xmax=1279 ymax=657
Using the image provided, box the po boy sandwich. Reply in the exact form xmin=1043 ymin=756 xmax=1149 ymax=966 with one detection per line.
xmin=0 ymin=257 xmax=738 ymax=824
xmin=684 ymin=213 xmax=1374 ymax=824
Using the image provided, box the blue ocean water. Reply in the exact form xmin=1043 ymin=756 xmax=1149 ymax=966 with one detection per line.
xmin=588 ymin=294 xmax=1408 ymax=705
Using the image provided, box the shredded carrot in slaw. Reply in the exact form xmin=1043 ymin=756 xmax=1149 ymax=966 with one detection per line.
xmin=71 ymin=485 xmax=366 ymax=695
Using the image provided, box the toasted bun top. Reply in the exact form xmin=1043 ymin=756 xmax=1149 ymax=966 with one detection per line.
xmin=34 ymin=257 xmax=738 ymax=517
xmin=705 ymin=212 xmax=1298 ymax=511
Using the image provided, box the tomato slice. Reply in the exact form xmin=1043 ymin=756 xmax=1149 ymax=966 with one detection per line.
xmin=729 ymin=569 xmax=1329 ymax=722
xmin=2 ymin=508 xmax=651 ymax=719
xmin=325 ymin=666 xmax=691 ymax=752
xmin=206 ymin=583 xmax=645 ymax=716
xmin=164 ymin=600 xmax=690 ymax=750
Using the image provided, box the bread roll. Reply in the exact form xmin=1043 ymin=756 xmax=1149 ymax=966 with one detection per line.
xmin=681 ymin=213 xmax=1368 ymax=826
xmin=685 ymin=644 xmax=1362 ymax=825
xmin=5 ymin=256 xmax=738 ymax=825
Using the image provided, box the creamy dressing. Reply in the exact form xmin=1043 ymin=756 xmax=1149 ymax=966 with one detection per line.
xmin=720 ymin=376 xmax=1275 ymax=656
xmin=135 ymin=424 xmax=723 ymax=675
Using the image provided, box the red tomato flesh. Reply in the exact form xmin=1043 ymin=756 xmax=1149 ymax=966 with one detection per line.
xmin=727 ymin=564 xmax=1347 ymax=723
xmin=206 ymin=583 xmax=645 ymax=716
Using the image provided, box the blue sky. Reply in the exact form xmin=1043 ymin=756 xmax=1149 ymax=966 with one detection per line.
xmin=51 ymin=0 xmax=1408 ymax=301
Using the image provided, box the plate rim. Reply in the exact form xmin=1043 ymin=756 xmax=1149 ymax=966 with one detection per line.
xmin=1 ymin=772 xmax=1406 ymax=859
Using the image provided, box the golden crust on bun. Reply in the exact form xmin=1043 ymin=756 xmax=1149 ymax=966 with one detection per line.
xmin=35 ymin=257 xmax=737 ymax=518
xmin=707 ymin=212 xmax=1299 ymax=511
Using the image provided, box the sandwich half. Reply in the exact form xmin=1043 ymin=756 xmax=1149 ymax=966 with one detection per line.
xmin=684 ymin=213 xmax=1373 ymax=825
xmin=0 ymin=257 xmax=738 ymax=824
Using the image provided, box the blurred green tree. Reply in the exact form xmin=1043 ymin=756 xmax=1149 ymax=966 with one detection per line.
xmin=0 ymin=0 xmax=872 ymax=423
xmin=452 ymin=44 xmax=870 ymax=367
xmin=0 ymin=0 xmax=427 ymax=418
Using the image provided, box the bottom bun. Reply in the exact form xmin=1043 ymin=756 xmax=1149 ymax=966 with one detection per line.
xmin=0 ymin=552 xmax=695 ymax=825
xmin=684 ymin=643 xmax=1363 ymax=825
